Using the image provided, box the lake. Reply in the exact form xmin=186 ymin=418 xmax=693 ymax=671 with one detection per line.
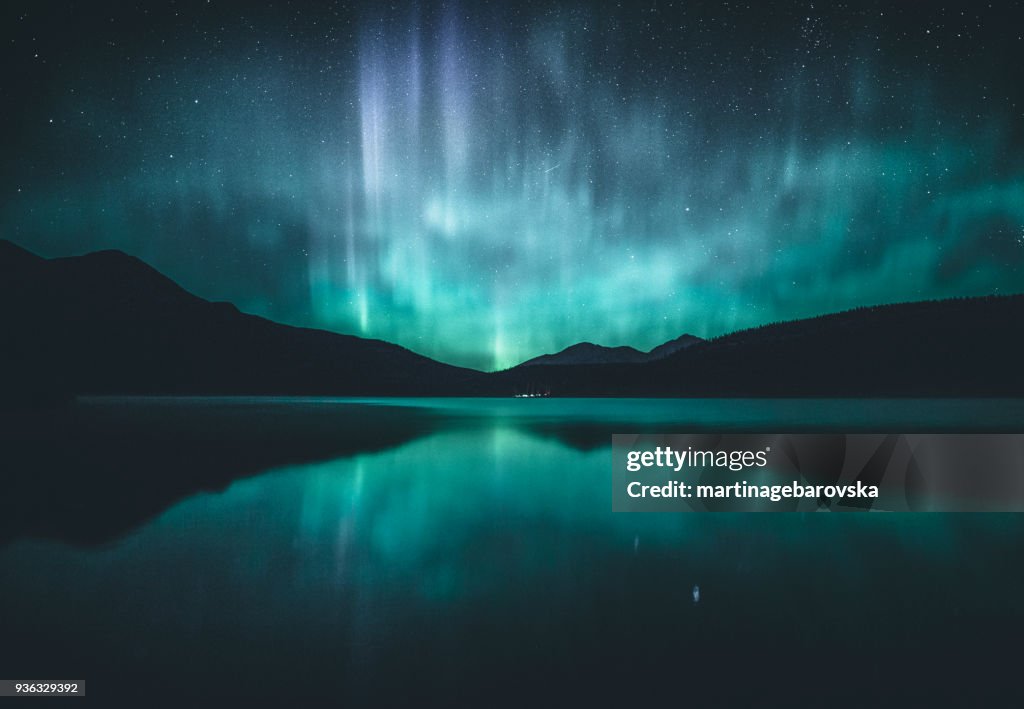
xmin=2 ymin=397 xmax=1024 ymax=705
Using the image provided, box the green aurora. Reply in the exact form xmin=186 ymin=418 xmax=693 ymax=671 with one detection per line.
xmin=3 ymin=1 xmax=1023 ymax=369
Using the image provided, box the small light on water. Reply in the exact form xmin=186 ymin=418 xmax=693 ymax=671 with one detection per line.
xmin=692 ymin=585 xmax=700 ymax=603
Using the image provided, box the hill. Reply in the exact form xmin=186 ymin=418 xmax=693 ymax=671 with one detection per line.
xmin=0 ymin=240 xmax=481 ymax=400
xmin=3 ymin=239 xmax=1022 ymax=400
xmin=493 ymin=295 xmax=1024 ymax=396
xmin=519 ymin=334 xmax=703 ymax=367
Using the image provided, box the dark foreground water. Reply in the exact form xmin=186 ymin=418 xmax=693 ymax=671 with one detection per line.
xmin=2 ymin=398 xmax=1024 ymax=706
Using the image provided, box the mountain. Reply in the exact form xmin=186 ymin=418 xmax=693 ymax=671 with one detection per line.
xmin=0 ymin=240 xmax=483 ymax=400
xmin=520 ymin=334 xmax=703 ymax=367
xmin=3 ymin=239 xmax=1022 ymax=400
xmin=519 ymin=342 xmax=648 ymax=366
xmin=646 ymin=333 xmax=703 ymax=360
xmin=493 ymin=295 xmax=1024 ymax=397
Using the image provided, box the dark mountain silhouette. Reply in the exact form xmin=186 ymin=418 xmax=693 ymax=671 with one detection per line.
xmin=520 ymin=342 xmax=648 ymax=366
xmin=0 ymin=239 xmax=482 ymax=399
xmin=494 ymin=295 xmax=1024 ymax=396
xmin=519 ymin=333 xmax=703 ymax=367
xmin=2 ymin=238 xmax=1023 ymax=399
xmin=646 ymin=333 xmax=704 ymax=360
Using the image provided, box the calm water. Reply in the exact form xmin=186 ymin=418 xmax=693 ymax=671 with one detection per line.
xmin=2 ymin=398 xmax=1024 ymax=705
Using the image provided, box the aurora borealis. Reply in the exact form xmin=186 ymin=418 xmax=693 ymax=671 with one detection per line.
xmin=3 ymin=1 xmax=1023 ymax=370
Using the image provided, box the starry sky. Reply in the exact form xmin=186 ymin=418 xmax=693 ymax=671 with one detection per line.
xmin=3 ymin=1 xmax=1023 ymax=370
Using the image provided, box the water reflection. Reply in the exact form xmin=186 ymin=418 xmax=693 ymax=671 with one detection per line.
xmin=4 ymin=397 xmax=1024 ymax=544
xmin=0 ymin=398 xmax=442 ymax=544
xmin=2 ymin=399 xmax=1024 ymax=702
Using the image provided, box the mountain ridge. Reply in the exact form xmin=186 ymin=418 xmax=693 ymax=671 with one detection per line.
xmin=520 ymin=334 xmax=703 ymax=367
xmin=495 ymin=293 xmax=1024 ymax=396
xmin=3 ymin=238 xmax=1022 ymax=399
xmin=0 ymin=239 xmax=484 ymax=401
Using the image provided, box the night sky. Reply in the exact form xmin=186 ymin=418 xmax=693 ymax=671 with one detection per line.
xmin=3 ymin=1 xmax=1023 ymax=370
